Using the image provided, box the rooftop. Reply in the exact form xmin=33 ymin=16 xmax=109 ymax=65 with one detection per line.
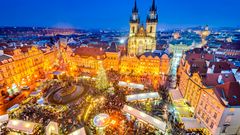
xmin=215 ymin=82 xmax=240 ymax=107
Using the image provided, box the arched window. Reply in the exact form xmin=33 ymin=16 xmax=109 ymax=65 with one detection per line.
xmin=150 ymin=26 xmax=153 ymax=33
xmin=132 ymin=26 xmax=135 ymax=33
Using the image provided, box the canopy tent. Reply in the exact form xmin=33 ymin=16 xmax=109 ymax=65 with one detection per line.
xmin=126 ymin=92 xmax=160 ymax=102
xmin=46 ymin=121 xmax=59 ymax=135
xmin=6 ymin=120 xmax=39 ymax=134
xmin=37 ymin=97 xmax=44 ymax=105
xmin=68 ymin=127 xmax=86 ymax=135
xmin=118 ymin=81 xmax=144 ymax=90
xmin=52 ymin=71 xmax=62 ymax=75
xmin=0 ymin=114 xmax=9 ymax=123
xmin=122 ymin=105 xmax=166 ymax=133
xmin=7 ymin=104 xmax=19 ymax=112
xmin=30 ymin=90 xmax=41 ymax=96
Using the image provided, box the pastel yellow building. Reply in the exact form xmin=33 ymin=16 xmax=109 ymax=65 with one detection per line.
xmin=195 ymin=82 xmax=240 ymax=135
xmin=0 ymin=46 xmax=57 ymax=103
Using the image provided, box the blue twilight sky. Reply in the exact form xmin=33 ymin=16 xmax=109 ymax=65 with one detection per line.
xmin=0 ymin=0 xmax=240 ymax=30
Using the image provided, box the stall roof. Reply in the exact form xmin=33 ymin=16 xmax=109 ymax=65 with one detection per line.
xmin=6 ymin=120 xmax=39 ymax=134
xmin=126 ymin=92 xmax=160 ymax=102
xmin=46 ymin=121 xmax=59 ymax=135
xmin=118 ymin=81 xmax=144 ymax=90
xmin=7 ymin=104 xmax=19 ymax=112
xmin=0 ymin=114 xmax=9 ymax=123
xmin=122 ymin=105 xmax=166 ymax=132
xmin=68 ymin=127 xmax=86 ymax=135
xmin=37 ymin=97 xmax=44 ymax=105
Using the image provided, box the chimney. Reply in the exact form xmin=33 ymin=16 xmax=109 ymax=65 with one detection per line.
xmin=207 ymin=64 xmax=215 ymax=73
xmin=206 ymin=61 xmax=210 ymax=67
xmin=218 ymin=74 xmax=224 ymax=84
xmin=0 ymin=50 xmax=4 ymax=55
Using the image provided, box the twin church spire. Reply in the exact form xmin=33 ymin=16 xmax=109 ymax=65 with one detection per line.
xmin=128 ymin=0 xmax=158 ymax=56
xmin=130 ymin=0 xmax=158 ymax=24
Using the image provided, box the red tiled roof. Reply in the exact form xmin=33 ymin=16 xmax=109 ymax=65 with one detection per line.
xmin=186 ymin=53 xmax=214 ymax=61
xmin=209 ymin=61 xmax=232 ymax=73
xmin=202 ymin=73 xmax=236 ymax=87
xmin=0 ymin=54 xmax=13 ymax=65
xmin=0 ymin=43 xmax=9 ymax=47
xmin=88 ymin=44 xmax=109 ymax=50
xmin=17 ymin=46 xmax=32 ymax=53
xmin=189 ymin=60 xmax=207 ymax=74
xmin=74 ymin=46 xmax=106 ymax=59
xmin=215 ymin=82 xmax=240 ymax=106
xmin=3 ymin=48 xmax=15 ymax=56
xmin=220 ymin=41 xmax=240 ymax=50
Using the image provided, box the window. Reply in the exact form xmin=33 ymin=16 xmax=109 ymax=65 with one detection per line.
xmin=206 ymin=117 xmax=209 ymax=124
xmin=132 ymin=26 xmax=135 ymax=33
xmin=204 ymin=104 xmax=207 ymax=110
xmin=210 ymin=122 xmax=214 ymax=129
xmin=213 ymin=113 xmax=217 ymax=119
xmin=200 ymin=101 xmax=203 ymax=106
xmin=150 ymin=26 xmax=153 ymax=33
xmin=198 ymin=110 xmax=201 ymax=115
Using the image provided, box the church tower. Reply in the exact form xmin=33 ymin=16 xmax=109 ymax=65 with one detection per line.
xmin=146 ymin=0 xmax=158 ymax=38
xmin=129 ymin=0 xmax=140 ymax=37
xmin=127 ymin=0 xmax=157 ymax=56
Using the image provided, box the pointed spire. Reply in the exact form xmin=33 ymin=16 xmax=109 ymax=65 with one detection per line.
xmin=150 ymin=0 xmax=157 ymax=12
xmin=132 ymin=0 xmax=138 ymax=13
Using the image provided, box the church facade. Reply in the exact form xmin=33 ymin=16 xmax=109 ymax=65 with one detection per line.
xmin=128 ymin=0 xmax=158 ymax=56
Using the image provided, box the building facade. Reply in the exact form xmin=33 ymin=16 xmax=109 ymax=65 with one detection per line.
xmin=0 ymin=46 xmax=57 ymax=104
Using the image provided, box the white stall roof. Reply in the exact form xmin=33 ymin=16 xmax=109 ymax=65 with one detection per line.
xmin=6 ymin=120 xmax=39 ymax=134
xmin=118 ymin=81 xmax=144 ymax=90
xmin=118 ymin=81 xmax=128 ymax=86
xmin=126 ymin=92 xmax=160 ymax=102
xmin=46 ymin=121 xmax=59 ymax=135
xmin=7 ymin=104 xmax=19 ymax=112
xmin=68 ymin=127 xmax=86 ymax=135
xmin=37 ymin=97 xmax=44 ymax=105
xmin=0 ymin=114 xmax=9 ymax=123
xmin=122 ymin=105 xmax=166 ymax=132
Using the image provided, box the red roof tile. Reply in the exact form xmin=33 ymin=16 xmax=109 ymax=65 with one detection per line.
xmin=189 ymin=60 xmax=207 ymax=74
xmin=74 ymin=46 xmax=106 ymax=59
xmin=202 ymin=73 xmax=236 ymax=87
xmin=215 ymin=82 xmax=240 ymax=106
xmin=209 ymin=61 xmax=232 ymax=73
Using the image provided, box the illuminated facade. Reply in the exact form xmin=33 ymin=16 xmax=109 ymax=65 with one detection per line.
xmin=177 ymin=49 xmax=240 ymax=134
xmin=128 ymin=0 xmax=157 ymax=56
xmin=195 ymin=82 xmax=240 ymax=135
xmin=68 ymin=46 xmax=106 ymax=76
xmin=0 ymin=46 xmax=57 ymax=103
xmin=120 ymin=52 xmax=170 ymax=88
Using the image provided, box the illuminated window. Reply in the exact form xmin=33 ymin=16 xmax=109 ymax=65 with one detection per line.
xmin=150 ymin=26 xmax=153 ymax=33
xmin=206 ymin=117 xmax=209 ymax=124
xmin=210 ymin=122 xmax=214 ymax=129
xmin=213 ymin=112 xmax=217 ymax=119
xmin=132 ymin=27 xmax=135 ymax=33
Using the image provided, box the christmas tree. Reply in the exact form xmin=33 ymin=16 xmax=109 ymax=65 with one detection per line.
xmin=96 ymin=61 xmax=109 ymax=91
